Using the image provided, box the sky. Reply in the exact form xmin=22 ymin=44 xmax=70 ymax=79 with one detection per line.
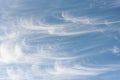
xmin=0 ymin=0 xmax=120 ymax=80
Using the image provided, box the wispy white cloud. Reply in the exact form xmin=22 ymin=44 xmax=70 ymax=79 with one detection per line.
xmin=111 ymin=46 xmax=120 ymax=54
xmin=47 ymin=62 xmax=110 ymax=77
xmin=0 ymin=42 xmax=26 ymax=64
xmin=61 ymin=12 xmax=92 ymax=24
xmin=61 ymin=11 xmax=120 ymax=25
xmin=15 ymin=18 xmax=106 ymax=36
xmin=7 ymin=68 xmax=26 ymax=80
xmin=0 ymin=0 xmax=120 ymax=79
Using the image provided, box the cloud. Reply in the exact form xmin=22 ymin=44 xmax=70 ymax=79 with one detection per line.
xmin=112 ymin=46 xmax=120 ymax=54
xmin=61 ymin=11 xmax=120 ymax=25
xmin=7 ymin=68 xmax=24 ymax=80
xmin=0 ymin=0 xmax=120 ymax=79
xmin=15 ymin=18 xmax=106 ymax=36
xmin=47 ymin=62 xmax=109 ymax=77
xmin=61 ymin=12 xmax=92 ymax=24
xmin=6 ymin=67 xmax=32 ymax=80
xmin=0 ymin=20 xmax=119 ymax=80
xmin=0 ymin=42 xmax=26 ymax=64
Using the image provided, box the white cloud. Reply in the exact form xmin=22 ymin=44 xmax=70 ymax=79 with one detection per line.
xmin=6 ymin=68 xmax=30 ymax=80
xmin=61 ymin=12 xmax=92 ymax=24
xmin=61 ymin=12 xmax=120 ymax=26
xmin=0 ymin=42 xmax=26 ymax=64
xmin=47 ymin=62 xmax=109 ymax=77
xmin=0 ymin=0 xmax=119 ymax=80
xmin=112 ymin=46 xmax=120 ymax=54
xmin=16 ymin=18 xmax=106 ymax=36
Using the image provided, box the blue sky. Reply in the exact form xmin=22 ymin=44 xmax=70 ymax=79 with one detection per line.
xmin=0 ymin=0 xmax=120 ymax=80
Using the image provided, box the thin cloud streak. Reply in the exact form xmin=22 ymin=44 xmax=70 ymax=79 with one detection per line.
xmin=62 ymin=12 xmax=120 ymax=25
